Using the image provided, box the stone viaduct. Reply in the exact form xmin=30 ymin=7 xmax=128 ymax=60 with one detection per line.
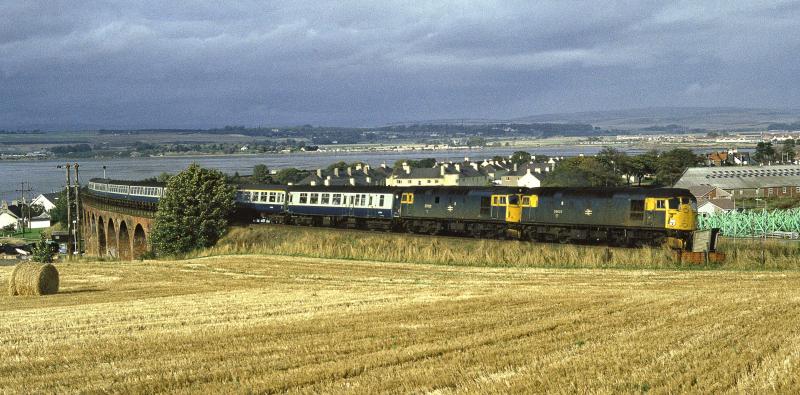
xmin=81 ymin=192 xmax=157 ymax=260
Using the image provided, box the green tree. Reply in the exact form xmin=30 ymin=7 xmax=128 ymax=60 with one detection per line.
xmin=252 ymin=164 xmax=271 ymax=183
xmin=273 ymin=168 xmax=309 ymax=184
xmin=31 ymin=234 xmax=54 ymax=263
xmin=655 ymin=149 xmax=701 ymax=186
xmin=543 ymin=157 xmax=621 ymax=187
xmin=150 ymin=164 xmax=236 ymax=255
xmin=49 ymin=188 xmax=78 ymax=226
xmin=754 ymin=142 xmax=776 ymax=164
xmin=392 ymin=158 xmax=437 ymax=170
xmin=466 ymin=137 xmax=486 ymax=147
xmin=782 ymin=139 xmax=796 ymax=163
xmin=510 ymin=151 xmax=532 ymax=165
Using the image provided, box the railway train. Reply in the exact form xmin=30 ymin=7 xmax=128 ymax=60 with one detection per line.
xmin=88 ymin=178 xmax=699 ymax=248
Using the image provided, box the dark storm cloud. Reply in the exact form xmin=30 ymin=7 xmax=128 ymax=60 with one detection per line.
xmin=1 ymin=1 xmax=799 ymax=129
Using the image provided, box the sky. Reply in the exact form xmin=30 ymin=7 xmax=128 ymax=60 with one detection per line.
xmin=1 ymin=1 xmax=800 ymax=129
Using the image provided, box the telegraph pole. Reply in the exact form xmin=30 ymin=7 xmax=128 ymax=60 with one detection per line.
xmin=64 ymin=163 xmax=72 ymax=256
xmin=73 ymin=163 xmax=81 ymax=255
xmin=15 ymin=181 xmax=32 ymax=235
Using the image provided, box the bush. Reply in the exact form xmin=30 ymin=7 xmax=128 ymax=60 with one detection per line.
xmin=150 ymin=164 xmax=236 ymax=255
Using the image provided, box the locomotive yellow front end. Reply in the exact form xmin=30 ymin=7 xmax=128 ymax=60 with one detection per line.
xmin=664 ymin=196 xmax=697 ymax=249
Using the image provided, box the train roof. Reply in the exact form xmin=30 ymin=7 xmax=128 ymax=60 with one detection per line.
xmin=89 ymin=178 xmax=165 ymax=187
xmin=526 ymin=187 xmax=693 ymax=198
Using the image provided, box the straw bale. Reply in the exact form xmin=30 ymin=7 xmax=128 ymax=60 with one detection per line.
xmin=8 ymin=263 xmax=59 ymax=296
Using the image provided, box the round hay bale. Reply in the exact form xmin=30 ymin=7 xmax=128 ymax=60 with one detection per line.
xmin=7 ymin=262 xmax=59 ymax=296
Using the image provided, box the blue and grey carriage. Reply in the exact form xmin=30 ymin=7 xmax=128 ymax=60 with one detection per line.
xmin=87 ymin=178 xmax=165 ymax=204
xmin=235 ymin=184 xmax=400 ymax=228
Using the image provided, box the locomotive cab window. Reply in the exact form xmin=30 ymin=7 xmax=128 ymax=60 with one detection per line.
xmin=656 ymin=200 xmax=666 ymax=209
xmin=508 ymin=195 xmax=519 ymax=205
xmin=434 ymin=196 xmax=440 ymax=204
xmin=522 ymin=196 xmax=530 ymax=206
xmin=669 ymin=198 xmax=679 ymax=210
xmin=499 ymin=196 xmax=507 ymax=205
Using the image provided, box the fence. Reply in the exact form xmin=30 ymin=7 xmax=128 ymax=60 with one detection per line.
xmin=697 ymin=208 xmax=800 ymax=239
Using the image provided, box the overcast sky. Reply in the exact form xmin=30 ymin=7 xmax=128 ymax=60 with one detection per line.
xmin=2 ymin=1 xmax=800 ymax=129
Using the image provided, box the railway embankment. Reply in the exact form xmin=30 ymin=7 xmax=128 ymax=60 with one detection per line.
xmin=191 ymin=225 xmax=800 ymax=271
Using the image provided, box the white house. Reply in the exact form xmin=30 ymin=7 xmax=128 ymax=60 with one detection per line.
xmin=31 ymin=193 xmax=59 ymax=213
xmin=0 ymin=201 xmax=21 ymax=230
xmin=697 ymin=198 xmax=736 ymax=216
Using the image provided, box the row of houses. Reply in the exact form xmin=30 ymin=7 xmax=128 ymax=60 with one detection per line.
xmin=295 ymin=158 xmax=558 ymax=188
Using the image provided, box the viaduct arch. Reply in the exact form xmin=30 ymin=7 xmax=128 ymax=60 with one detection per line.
xmin=81 ymin=193 xmax=156 ymax=260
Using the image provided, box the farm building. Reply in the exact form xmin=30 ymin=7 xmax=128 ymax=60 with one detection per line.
xmin=674 ymin=165 xmax=800 ymax=199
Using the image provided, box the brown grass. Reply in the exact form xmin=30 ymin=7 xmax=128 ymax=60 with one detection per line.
xmin=1 ymin=255 xmax=800 ymax=392
xmin=7 ymin=262 xmax=59 ymax=296
xmin=194 ymin=225 xmax=800 ymax=270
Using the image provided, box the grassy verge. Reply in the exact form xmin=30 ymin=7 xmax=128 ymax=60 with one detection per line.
xmin=193 ymin=225 xmax=800 ymax=270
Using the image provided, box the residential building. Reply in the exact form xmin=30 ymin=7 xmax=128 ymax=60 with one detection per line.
xmin=32 ymin=192 xmax=60 ymax=213
xmin=387 ymin=162 xmax=490 ymax=187
xmin=0 ymin=201 xmax=21 ymax=230
xmin=687 ymin=185 xmax=732 ymax=201
xmin=298 ymin=163 xmax=391 ymax=186
xmin=697 ymin=199 xmax=736 ymax=216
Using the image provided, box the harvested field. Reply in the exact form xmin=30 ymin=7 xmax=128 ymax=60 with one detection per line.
xmin=2 ymin=256 xmax=800 ymax=393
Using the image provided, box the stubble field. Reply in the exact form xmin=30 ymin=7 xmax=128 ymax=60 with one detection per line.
xmin=2 ymin=255 xmax=800 ymax=393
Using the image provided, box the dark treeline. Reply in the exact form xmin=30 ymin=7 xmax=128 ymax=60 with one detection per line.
xmin=767 ymin=122 xmax=800 ymax=131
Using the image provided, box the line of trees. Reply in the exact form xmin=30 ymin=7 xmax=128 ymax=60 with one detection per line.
xmin=543 ymin=147 xmax=702 ymax=187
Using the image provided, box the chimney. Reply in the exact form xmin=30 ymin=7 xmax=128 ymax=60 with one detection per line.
xmin=440 ymin=165 xmax=446 ymax=176
xmin=455 ymin=163 xmax=461 ymax=172
xmin=334 ymin=168 xmax=340 ymax=177
xmin=355 ymin=163 xmax=362 ymax=170
xmin=326 ymin=175 xmax=331 ymax=180
xmin=347 ymin=167 xmax=352 ymax=176
xmin=324 ymin=179 xmax=330 ymax=186
xmin=403 ymin=162 xmax=411 ymax=174
xmin=363 ymin=164 xmax=370 ymax=173
xmin=513 ymin=163 xmax=518 ymax=172
xmin=316 ymin=169 xmax=322 ymax=177
xmin=464 ymin=156 xmax=469 ymax=162
xmin=471 ymin=162 xmax=479 ymax=171
xmin=366 ymin=176 xmax=372 ymax=184
xmin=349 ymin=177 xmax=356 ymax=186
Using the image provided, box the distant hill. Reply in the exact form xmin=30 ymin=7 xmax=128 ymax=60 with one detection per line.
xmin=513 ymin=107 xmax=800 ymax=131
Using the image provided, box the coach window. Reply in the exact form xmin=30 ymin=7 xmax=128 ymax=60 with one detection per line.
xmin=379 ymin=195 xmax=385 ymax=207
xmin=434 ymin=196 xmax=440 ymax=204
xmin=783 ymin=187 xmax=787 ymax=194
xmin=332 ymin=194 xmax=342 ymax=205
xmin=321 ymin=193 xmax=330 ymax=205
xmin=268 ymin=192 xmax=276 ymax=203
xmin=299 ymin=193 xmax=308 ymax=204
xmin=310 ymin=193 xmax=319 ymax=204
xmin=260 ymin=192 xmax=268 ymax=202
xmin=368 ymin=195 xmax=374 ymax=206
xmin=769 ymin=188 xmax=773 ymax=195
